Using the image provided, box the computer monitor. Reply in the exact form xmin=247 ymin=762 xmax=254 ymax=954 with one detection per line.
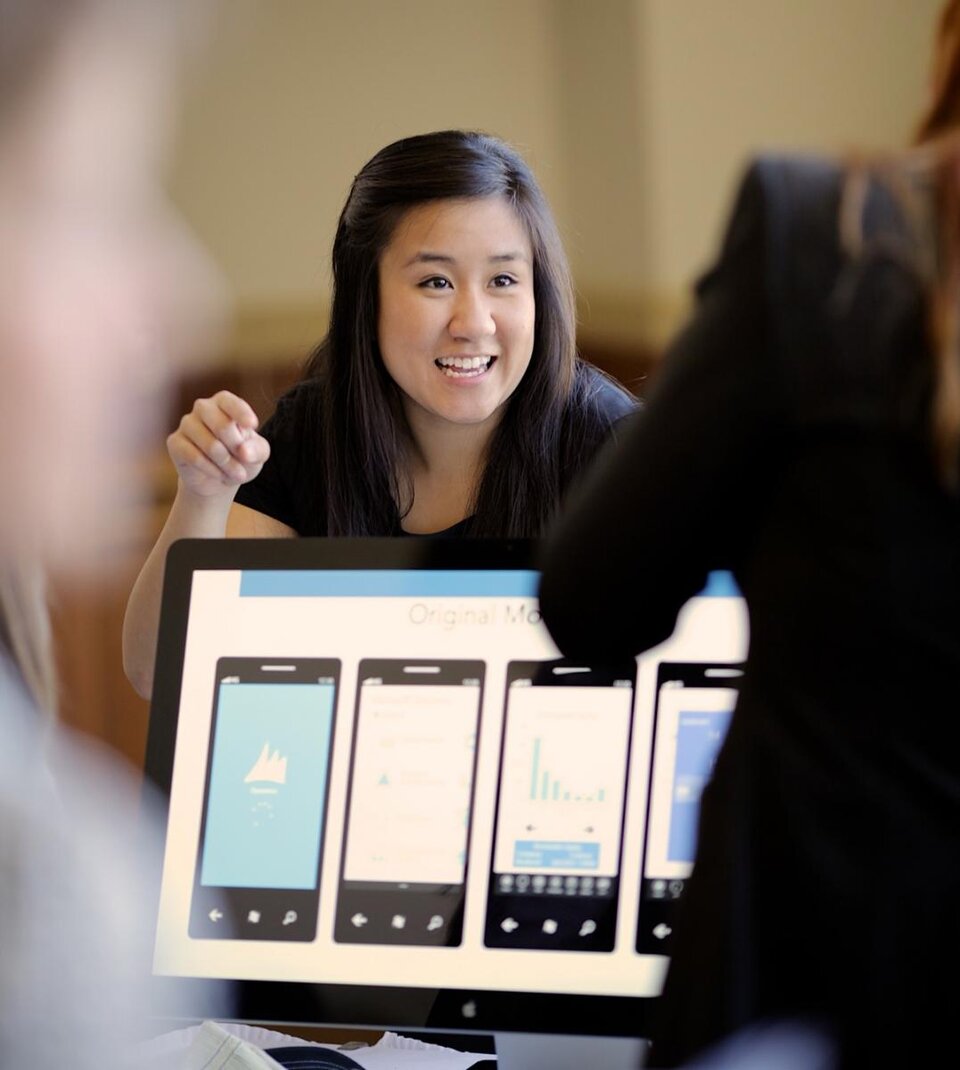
xmin=144 ymin=538 xmax=747 ymax=1069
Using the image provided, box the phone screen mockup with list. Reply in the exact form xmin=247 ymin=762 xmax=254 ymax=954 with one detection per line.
xmin=484 ymin=660 xmax=636 ymax=953
xmin=189 ymin=657 xmax=340 ymax=942
xmin=636 ymin=661 xmax=741 ymax=954
xmin=333 ymin=658 xmax=484 ymax=947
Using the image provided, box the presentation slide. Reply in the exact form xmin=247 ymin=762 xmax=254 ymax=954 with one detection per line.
xmin=154 ymin=568 xmax=747 ymax=998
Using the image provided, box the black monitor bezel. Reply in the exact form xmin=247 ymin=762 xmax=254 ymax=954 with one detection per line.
xmin=144 ymin=537 xmax=659 ymax=1038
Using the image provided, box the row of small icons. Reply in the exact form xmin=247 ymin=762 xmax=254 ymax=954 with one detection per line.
xmin=350 ymin=912 xmax=445 ymax=933
xmin=499 ymin=916 xmax=598 ymax=938
xmin=648 ymin=879 xmax=685 ymax=899
xmin=498 ymin=873 xmax=613 ymax=895
xmin=207 ymin=906 xmax=672 ymax=942
xmin=207 ymin=908 xmax=299 ymax=927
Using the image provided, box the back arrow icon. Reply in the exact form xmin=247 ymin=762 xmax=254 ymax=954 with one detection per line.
xmin=351 ymin=913 xmax=369 ymax=927
xmin=208 ymin=909 xmax=223 ymax=922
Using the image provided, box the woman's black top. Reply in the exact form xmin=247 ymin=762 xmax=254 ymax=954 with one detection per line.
xmin=539 ymin=157 xmax=960 ymax=1067
xmin=235 ymin=361 xmax=636 ymax=535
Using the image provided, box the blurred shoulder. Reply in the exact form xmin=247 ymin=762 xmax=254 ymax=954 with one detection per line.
xmin=702 ymin=154 xmax=857 ymax=339
xmin=724 ymin=154 xmax=847 ymax=268
xmin=738 ymin=153 xmax=927 ymax=425
xmin=747 ymin=153 xmax=844 ymax=202
xmin=730 ymin=152 xmax=912 ymax=273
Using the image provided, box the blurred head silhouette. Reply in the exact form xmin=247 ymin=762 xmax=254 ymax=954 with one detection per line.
xmin=0 ymin=0 xmax=222 ymax=574
xmin=915 ymin=0 xmax=960 ymax=143
xmin=0 ymin=8 xmax=228 ymax=1065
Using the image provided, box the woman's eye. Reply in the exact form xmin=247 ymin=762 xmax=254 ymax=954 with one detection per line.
xmin=491 ymin=274 xmax=517 ymax=288
xmin=419 ymin=276 xmax=451 ymax=290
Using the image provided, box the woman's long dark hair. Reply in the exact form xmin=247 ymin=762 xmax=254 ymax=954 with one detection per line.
xmin=301 ymin=130 xmax=609 ymax=536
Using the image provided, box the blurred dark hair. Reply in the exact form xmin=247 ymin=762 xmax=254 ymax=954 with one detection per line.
xmin=302 ymin=129 xmax=611 ymax=536
xmin=914 ymin=0 xmax=960 ymax=486
xmin=912 ymin=0 xmax=960 ymax=486
xmin=914 ymin=0 xmax=960 ymax=144
xmin=841 ymin=1 xmax=960 ymax=487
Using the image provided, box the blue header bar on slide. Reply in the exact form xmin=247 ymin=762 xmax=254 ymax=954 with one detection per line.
xmin=239 ymin=569 xmax=541 ymax=598
xmin=238 ymin=569 xmax=740 ymax=599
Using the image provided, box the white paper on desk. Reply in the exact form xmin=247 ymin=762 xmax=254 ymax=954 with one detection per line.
xmin=133 ymin=1023 xmax=328 ymax=1070
xmin=187 ymin=1021 xmax=286 ymax=1070
xmin=358 ymin=1031 xmax=487 ymax=1069
xmin=133 ymin=1023 xmax=489 ymax=1070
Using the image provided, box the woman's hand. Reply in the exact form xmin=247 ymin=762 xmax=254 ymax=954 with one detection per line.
xmin=167 ymin=391 xmax=270 ymax=500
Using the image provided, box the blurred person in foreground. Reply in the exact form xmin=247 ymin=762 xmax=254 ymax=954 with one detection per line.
xmin=0 ymin=0 xmax=222 ymax=1065
xmin=539 ymin=3 xmax=960 ymax=1066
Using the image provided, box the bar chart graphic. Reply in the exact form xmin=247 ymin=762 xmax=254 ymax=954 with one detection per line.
xmin=529 ymin=738 xmax=608 ymax=803
xmin=494 ymin=683 xmax=632 ymax=876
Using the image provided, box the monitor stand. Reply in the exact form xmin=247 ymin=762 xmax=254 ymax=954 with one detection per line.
xmin=494 ymin=1032 xmax=649 ymax=1070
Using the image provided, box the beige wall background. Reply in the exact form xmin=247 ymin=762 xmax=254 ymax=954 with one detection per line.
xmin=169 ymin=0 xmax=943 ymax=362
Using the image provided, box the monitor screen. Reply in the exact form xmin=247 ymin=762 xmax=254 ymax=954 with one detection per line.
xmin=146 ymin=539 xmax=747 ymax=1037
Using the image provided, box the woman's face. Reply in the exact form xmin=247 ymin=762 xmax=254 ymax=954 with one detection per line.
xmin=377 ymin=196 xmax=536 ymax=437
xmin=0 ymin=9 xmax=221 ymax=571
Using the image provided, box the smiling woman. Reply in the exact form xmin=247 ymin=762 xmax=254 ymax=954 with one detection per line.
xmin=377 ymin=196 xmax=537 ymax=532
xmin=123 ymin=130 xmax=637 ymax=698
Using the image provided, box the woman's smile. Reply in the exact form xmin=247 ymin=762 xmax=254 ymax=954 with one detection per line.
xmin=434 ymin=354 xmax=498 ymax=379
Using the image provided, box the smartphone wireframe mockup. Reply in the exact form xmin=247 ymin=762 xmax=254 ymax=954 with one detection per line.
xmin=333 ymin=658 xmax=485 ymax=947
xmin=484 ymin=659 xmax=636 ymax=953
xmin=189 ymin=656 xmax=340 ymax=942
xmin=636 ymin=661 xmax=742 ymax=954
